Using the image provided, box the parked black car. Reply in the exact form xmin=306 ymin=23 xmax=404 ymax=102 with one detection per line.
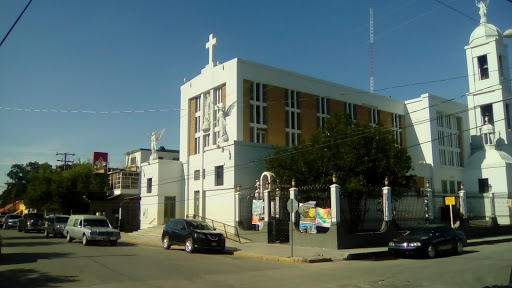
xmin=161 ymin=219 xmax=225 ymax=253
xmin=45 ymin=215 xmax=70 ymax=237
xmin=17 ymin=213 xmax=46 ymax=233
xmin=3 ymin=214 xmax=21 ymax=229
xmin=388 ymin=225 xmax=467 ymax=259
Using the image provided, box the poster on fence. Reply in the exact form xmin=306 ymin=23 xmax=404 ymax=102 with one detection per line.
xmin=315 ymin=207 xmax=331 ymax=228
xmin=299 ymin=201 xmax=317 ymax=233
xmin=252 ymin=200 xmax=264 ymax=225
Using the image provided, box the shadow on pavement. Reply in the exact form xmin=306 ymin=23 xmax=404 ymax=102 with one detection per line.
xmin=3 ymin=241 xmax=62 ymax=248
xmin=0 ymin=252 xmax=71 ymax=266
xmin=0 ymin=268 xmax=78 ymax=288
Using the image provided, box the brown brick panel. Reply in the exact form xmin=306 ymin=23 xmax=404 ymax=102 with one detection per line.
xmin=329 ymin=99 xmax=346 ymax=117
xmin=189 ymin=98 xmax=197 ymax=156
xmin=267 ymin=86 xmax=286 ymax=145
xmin=300 ymin=92 xmax=318 ymax=140
xmin=400 ymin=115 xmax=406 ymax=147
xmin=222 ymin=85 xmax=226 ymax=106
xmin=380 ymin=111 xmax=392 ymax=128
xmin=356 ymin=105 xmax=370 ymax=123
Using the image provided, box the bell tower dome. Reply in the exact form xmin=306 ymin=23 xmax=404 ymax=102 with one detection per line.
xmin=465 ymin=4 xmax=511 ymax=151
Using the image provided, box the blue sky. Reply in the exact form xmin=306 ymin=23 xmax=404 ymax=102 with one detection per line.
xmin=0 ymin=0 xmax=511 ymax=189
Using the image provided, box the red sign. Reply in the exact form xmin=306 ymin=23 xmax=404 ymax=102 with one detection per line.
xmin=93 ymin=152 xmax=108 ymax=169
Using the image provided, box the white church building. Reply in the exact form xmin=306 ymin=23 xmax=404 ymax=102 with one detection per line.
xmin=162 ymin=3 xmax=512 ymax=229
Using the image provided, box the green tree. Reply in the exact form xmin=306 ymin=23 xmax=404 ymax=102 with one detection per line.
xmin=1 ymin=162 xmax=48 ymax=210
xmin=23 ymin=163 xmax=108 ymax=214
xmin=265 ymin=114 xmax=415 ymax=230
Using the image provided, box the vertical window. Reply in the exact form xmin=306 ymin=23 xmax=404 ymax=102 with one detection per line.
xmin=392 ymin=113 xmax=402 ymax=146
xmin=507 ymin=104 xmax=511 ymax=129
xmin=250 ymin=82 xmax=267 ymax=144
xmin=317 ymin=96 xmax=329 ymax=128
xmin=346 ymin=103 xmax=356 ymax=121
xmin=286 ymin=90 xmax=301 ymax=147
xmin=194 ymin=170 xmax=200 ymax=181
xmin=370 ymin=108 xmax=379 ymax=126
xmin=147 ymin=178 xmax=152 ymax=194
xmin=437 ymin=112 xmax=463 ymax=167
xmin=195 ymin=137 xmax=200 ymax=154
xmin=477 ymin=55 xmax=489 ymax=80
xmin=449 ymin=181 xmax=456 ymax=194
xmin=215 ymin=165 xmax=224 ymax=186
xmin=478 ymin=178 xmax=489 ymax=193
xmin=203 ymin=134 xmax=210 ymax=148
xmin=441 ymin=180 xmax=448 ymax=194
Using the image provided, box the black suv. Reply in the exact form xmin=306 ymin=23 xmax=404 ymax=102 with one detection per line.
xmin=161 ymin=219 xmax=225 ymax=253
xmin=18 ymin=213 xmax=46 ymax=233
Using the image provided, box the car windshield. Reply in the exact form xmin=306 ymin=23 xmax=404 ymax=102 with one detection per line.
xmin=404 ymin=227 xmax=434 ymax=237
xmin=188 ymin=221 xmax=213 ymax=231
xmin=83 ymin=219 xmax=110 ymax=227
xmin=55 ymin=216 xmax=69 ymax=223
xmin=9 ymin=215 xmax=21 ymax=219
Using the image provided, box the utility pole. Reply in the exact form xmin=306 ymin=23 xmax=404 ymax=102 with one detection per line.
xmin=56 ymin=152 xmax=75 ymax=170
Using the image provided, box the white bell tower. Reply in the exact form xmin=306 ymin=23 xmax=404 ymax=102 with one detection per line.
xmin=465 ymin=5 xmax=512 ymax=152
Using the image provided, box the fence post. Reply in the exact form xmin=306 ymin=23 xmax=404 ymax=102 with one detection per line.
xmin=382 ymin=178 xmax=392 ymax=222
xmin=425 ymin=185 xmax=434 ymax=223
xmin=490 ymin=190 xmax=496 ymax=218
xmin=458 ymin=187 xmax=466 ymax=219
xmin=264 ymin=189 xmax=270 ymax=222
xmin=330 ymin=183 xmax=340 ymax=223
xmin=235 ymin=190 xmax=241 ymax=222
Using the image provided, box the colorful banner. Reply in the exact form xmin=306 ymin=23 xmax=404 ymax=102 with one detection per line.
xmin=315 ymin=207 xmax=331 ymax=228
xmin=252 ymin=200 xmax=264 ymax=225
xmin=299 ymin=201 xmax=317 ymax=233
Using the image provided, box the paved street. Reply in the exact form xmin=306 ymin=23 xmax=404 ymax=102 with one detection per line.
xmin=1 ymin=229 xmax=511 ymax=288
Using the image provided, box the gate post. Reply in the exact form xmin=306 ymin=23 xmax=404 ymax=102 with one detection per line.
xmin=263 ymin=189 xmax=270 ymax=222
xmin=458 ymin=183 xmax=466 ymax=219
xmin=235 ymin=184 xmax=241 ymax=223
xmin=382 ymin=177 xmax=392 ymax=222
xmin=330 ymin=176 xmax=340 ymax=223
xmin=425 ymin=180 xmax=434 ymax=223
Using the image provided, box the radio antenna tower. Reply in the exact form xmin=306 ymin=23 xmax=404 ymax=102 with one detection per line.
xmin=369 ymin=0 xmax=374 ymax=93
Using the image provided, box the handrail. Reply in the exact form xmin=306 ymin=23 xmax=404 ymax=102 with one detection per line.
xmin=186 ymin=214 xmax=245 ymax=243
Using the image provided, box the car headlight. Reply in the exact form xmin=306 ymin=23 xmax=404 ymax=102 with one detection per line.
xmin=195 ymin=233 xmax=206 ymax=239
xmin=389 ymin=242 xmax=395 ymax=247
xmin=407 ymin=242 xmax=422 ymax=247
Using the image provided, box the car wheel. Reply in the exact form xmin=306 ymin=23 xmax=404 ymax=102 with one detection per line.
xmin=454 ymin=240 xmax=464 ymax=255
xmin=427 ymin=244 xmax=436 ymax=259
xmin=44 ymin=230 xmax=49 ymax=237
xmin=163 ymin=236 xmax=171 ymax=250
xmin=66 ymin=232 xmax=73 ymax=243
xmin=82 ymin=234 xmax=89 ymax=246
xmin=185 ymin=238 xmax=194 ymax=253
xmin=110 ymin=240 xmax=118 ymax=246
xmin=24 ymin=228 xmax=28 ymax=233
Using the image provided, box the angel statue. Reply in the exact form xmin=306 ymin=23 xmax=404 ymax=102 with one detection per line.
xmin=217 ymin=101 xmax=236 ymax=143
xmin=476 ymin=0 xmax=490 ymax=23
xmin=150 ymin=128 xmax=165 ymax=160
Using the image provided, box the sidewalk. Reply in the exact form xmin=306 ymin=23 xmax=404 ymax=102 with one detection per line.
xmin=119 ymin=232 xmax=512 ymax=263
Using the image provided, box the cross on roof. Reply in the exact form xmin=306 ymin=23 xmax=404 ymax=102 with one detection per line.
xmin=206 ymin=34 xmax=217 ymax=67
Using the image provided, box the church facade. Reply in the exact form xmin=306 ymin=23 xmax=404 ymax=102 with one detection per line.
xmin=176 ymin=4 xmax=512 ymax=228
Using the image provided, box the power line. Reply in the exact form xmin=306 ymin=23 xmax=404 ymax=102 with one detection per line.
xmin=0 ymin=0 xmax=33 ymax=49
